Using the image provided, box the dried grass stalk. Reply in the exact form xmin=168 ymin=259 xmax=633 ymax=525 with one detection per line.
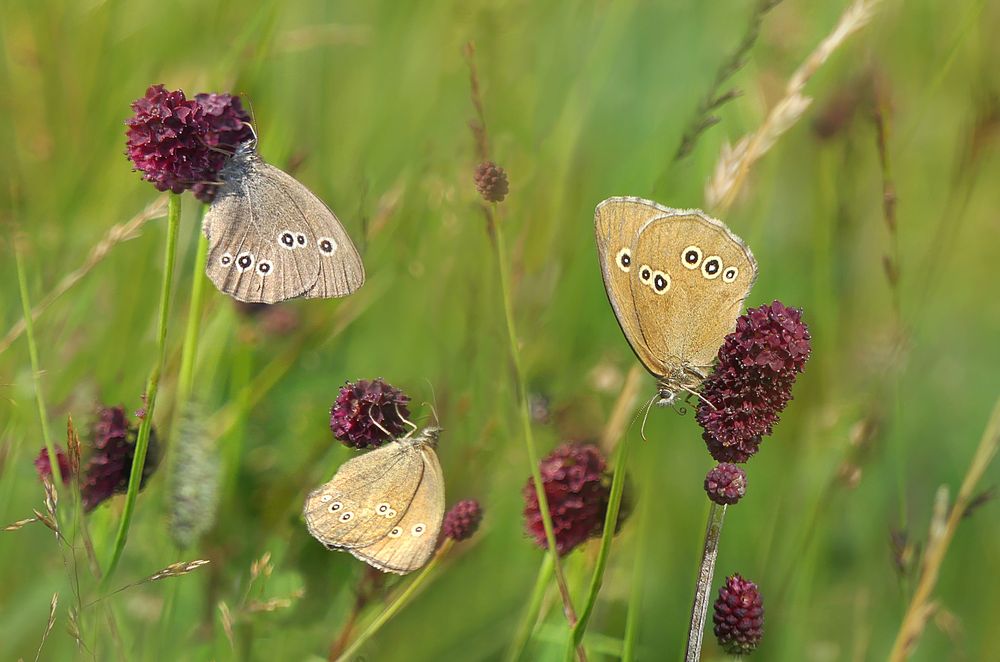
xmin=34 ymin=593 xmax=58 ymax=662
xmin=705 ymin=0 xmax=881 ymax=212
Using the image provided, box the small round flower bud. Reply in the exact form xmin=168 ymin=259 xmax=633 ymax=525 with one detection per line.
xmin=34 ymin=447 xmax=71 ymax=485
xmin=330 ymin=379 xmax=411 ymax=450
xmin=704 ymin=463 xmax=747 ymax=505
xmin=713 ymin=573 xmax=764 ymax=654
xmin=442 ymin=499 xmax=483 ymax=541
xmin=474 ymin=161 xmax=509 ymax=202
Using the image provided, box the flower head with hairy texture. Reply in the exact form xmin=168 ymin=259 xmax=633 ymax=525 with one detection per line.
xmin=330 ymin=379 xmax=412 ymax=450
xmin=82 ymin=406 xmax=160 ymax=512
xmin=474 ymin=161 xmax=509 ymax=202
xmin=125 ymin=85 xmax=253 ymax=202
xmin=704 ymin=463 xmax=747 ymax=505
xmin=697 ymin=301 xmax=811 ymax=463
xmin=523 ymin=443 xmax=624 ymax=556
xmin=713 ymin=573 xmax=764 ymax=654
xmin=442 ymin=499 xmax=483 ymax=541
xmin=34 ymin=447 xmax=72 ymax=485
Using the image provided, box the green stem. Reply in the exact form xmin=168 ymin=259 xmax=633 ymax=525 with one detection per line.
xmin=103 ymin=193 xmax=182 ymax=586
xmin=684 ymin=501 xmax=727 ymax=661
xmin=567 ymin=432 xmax=632 ymax=658
xmin=14 ymin=237 xmax=63 ymax=487
xmin=492 ymin=211 xmax=582 ymax=653
xmin=335 ymin=540 xmax=453 ymax=662
xmin=506 ymin=554 xmax=555 ymax=662
xmin=622 ymin=454 xmax=651 ymax=662
xmin=175 ymin=218 xmax=209 ymax=411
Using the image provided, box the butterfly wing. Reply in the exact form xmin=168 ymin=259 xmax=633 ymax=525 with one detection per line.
xmin=303 ymin=441 xmax=423 ymax=549
xmin=256 ymin=162 xmax=365 ymax=299
xmin=594 ymin=197 xmax=676 ymax=377
xmin=348 ymin=446 xmax=445 ymax=575
xmin=628 ymin=210 xmax=757 ymax=374
xmin=203 ymin=151 xmax=364 ymax=303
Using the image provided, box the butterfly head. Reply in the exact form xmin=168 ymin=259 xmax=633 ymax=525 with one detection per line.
xmin=412 ymin=426 xmax=442 ymax=448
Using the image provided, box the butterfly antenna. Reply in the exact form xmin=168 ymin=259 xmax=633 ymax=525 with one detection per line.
xmin=680 ymin=384 xmax=716 ymax=410
xmin=368 ymin=409 xmax=393 ymax=439
xmin=394 ymin=402 xmax=418 ymax=436
xmin=243 ymin=95 xmax=259 ymax=140
xmin=421 ymin=378 xmax=442 ymax=427
xmin=638 ymin=392 xmax=658 ymax=442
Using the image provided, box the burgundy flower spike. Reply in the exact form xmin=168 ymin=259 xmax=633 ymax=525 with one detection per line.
xmin=523 ymin=443 xmax=625 ymax=556
xmin=82 ymin=406 xmax=160 ymax=512
xmin=713 ymin=573 xmax=765 ymax=654
xmin=125 ymin=84 xmax=253 ymax=202
xmin=697 ymin=301 xmax=811 ymax=463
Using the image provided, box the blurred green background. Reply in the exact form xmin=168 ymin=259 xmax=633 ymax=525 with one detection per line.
xmin=2 ymin=0 xmax=999 ymax=659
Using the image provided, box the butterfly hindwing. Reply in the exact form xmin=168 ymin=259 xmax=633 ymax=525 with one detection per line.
xmin=203 ymin=143 xmax=365 ymax=303
xmin=348 ymin=446 xmax=445 ymax=575
xmin=303 ymin=441 xmax=423 ymax=549
xmin=628 ymin=211 xmax=757 ymax=372
xmin=255 ymin=162 xmax=365 ymax=298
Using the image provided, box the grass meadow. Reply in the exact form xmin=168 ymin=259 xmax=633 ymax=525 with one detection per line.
xmin=2 ymin=0 xmax=999 ymax=660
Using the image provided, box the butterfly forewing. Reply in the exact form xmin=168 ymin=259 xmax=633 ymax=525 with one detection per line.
xmin=348 ymin=447 xmax=445 ymax=575
xmin=594 ymin=197 xmax=673 ymax=376
xmin=628 ymin=211 xmax=757 ymax=372
xmin=303 ymin=442 xmax=423 ymax=549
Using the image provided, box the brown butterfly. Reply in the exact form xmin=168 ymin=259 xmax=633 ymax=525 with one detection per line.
xmin=594 ymin=197 xmax=757 ymax=406
xmin=303 ymin=427 xmax=445 ymax=575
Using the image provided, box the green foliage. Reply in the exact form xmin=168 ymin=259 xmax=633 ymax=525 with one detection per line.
xmin=1 ymin=0 xmax=999 ymax=660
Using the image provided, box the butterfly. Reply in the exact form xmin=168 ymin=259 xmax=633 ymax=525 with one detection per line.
xmin=303 ymin=427 xmax=445 ymax=575
xmin=594 ymin=196 xmax=757 ymax=406
xmin=202 ymin=139 xmax=365 ymax=303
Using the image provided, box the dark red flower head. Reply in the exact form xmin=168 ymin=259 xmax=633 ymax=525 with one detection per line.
xmin=713 ymin=573 xmax=764 ymax=654
xmin=523 ymin=443 xmax=625 ymax=556
xmin=330 ymin=379 xmax=411 ymax=450
xmin=82 ymin=406 xmax=160 ymax=512
xmin=125 ymin=85 xmax=253 ymax=202
xmin=697 ymin=301 xmax=811 ymax=463
xmin=442 ymin=499 xmax=483 ymax=541
xmin=34 ymin=447 xmax=72 ymax=485
xmin=474 ymin=161 xmax=509 ymax=202
xmin=704 ymin=463 xmax=747 ymax=505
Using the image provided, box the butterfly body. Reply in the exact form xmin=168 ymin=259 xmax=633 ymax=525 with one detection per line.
xmin=304 ymin=427 xmax=445 ymax=575
xmin=203 ymin=140 xmax=365 ymax=303
xmin=595 ymin=197 xmax=757 ymax=405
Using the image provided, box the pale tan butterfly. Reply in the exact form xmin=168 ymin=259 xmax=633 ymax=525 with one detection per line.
xmin=303 ymin=426 xmax=444 ymax=575
xmin=594 ymin=196 xmax=757 ymax=406
xmin=203 ymin=137 xmax=364 ymax=304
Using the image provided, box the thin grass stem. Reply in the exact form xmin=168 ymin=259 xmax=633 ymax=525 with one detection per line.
xmin=492 ymin=210 xmax=583 ymax=661
xmin=335 ymin=540 xmax=454 ymax=662
xmin=14 ymin=236 xmax=63 ymax=487
xmin=567 ymin=430 xmax=633 ymax=656
xmin=103 ymin=193 xmax=182 ymax=586
xmin=685 ymin=501 xmax=727 ymax=661
xmin=506 ymin=553 xmax=555 ymax=662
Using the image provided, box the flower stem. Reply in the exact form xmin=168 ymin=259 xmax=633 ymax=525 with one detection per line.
xmin=492 ymin=210 xmax=583 ymax=660
xmin=567 ymin=430 xmax=632 ymax=657
xmin=505 ymin=553 xmax=555 ymax=662
xmin=14 ymin=235 xmax=63 ymax=487
xmin=335 ymin=540 xmax=453 ymax=662
xmin=685 ymin=501 xmax=727 ymax=661
xmin=103 ymin=192 xmax=182 ymax=586
xmin=175 ymin=216 xmax=209 ymax=412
